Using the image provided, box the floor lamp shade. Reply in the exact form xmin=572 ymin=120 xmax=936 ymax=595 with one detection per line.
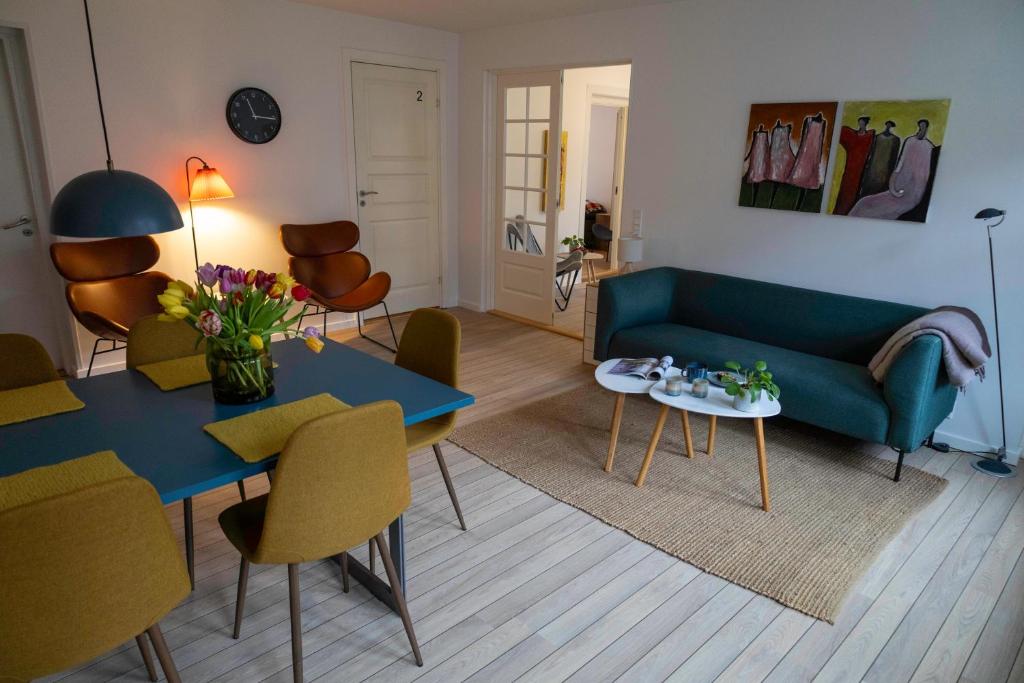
xmin=189 ymin=166 xmax=234 ymax=202
xmin=50 ymin=169 xmax=184 ymax=238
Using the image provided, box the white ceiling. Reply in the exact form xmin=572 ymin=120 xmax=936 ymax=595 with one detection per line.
xmin=292 ymin=0 xmax=677 ymax=33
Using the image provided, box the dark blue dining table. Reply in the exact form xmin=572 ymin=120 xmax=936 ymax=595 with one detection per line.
xmin=0 ymin=337 xmax=475 ymax=612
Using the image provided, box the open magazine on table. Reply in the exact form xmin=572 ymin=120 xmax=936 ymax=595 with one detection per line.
xmin=608 ymin=356 xmax=674 ymax=381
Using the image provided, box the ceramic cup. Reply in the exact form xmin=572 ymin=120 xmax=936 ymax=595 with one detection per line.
xmin=664 ymin=376 xmax=684 ymax=397
xmin=685 ymin=362 xmax=707 ymax=380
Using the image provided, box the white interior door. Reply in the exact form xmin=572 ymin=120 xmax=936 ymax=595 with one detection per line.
xmin=0 ymin=32 xmax=62 ymax=364
xmin=609 ymin=105 xmax=628 ymax=266
xmin=351 ymin=62 xmax=441 ymax=314
xmin=493 ymin=71 xmax=562 ymax=324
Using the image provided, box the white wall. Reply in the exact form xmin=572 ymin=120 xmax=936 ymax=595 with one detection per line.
xmin=586 ymin=105 xmax=619 ymax=209
xmin=556 ymin=65 xmax=630 ymax=246
xmin=0 ymin=0 xmax=459 ymax=374
xmin=459 ymin=0 xmax=1024 ymax=461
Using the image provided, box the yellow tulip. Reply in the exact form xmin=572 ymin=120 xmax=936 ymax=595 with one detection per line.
xmin=249 ymin=334 xmax=265 ymax=350
xmin=168 ymin=305 xmax=189 ymax=320
xmin=276 ymin=273 xmax=295 ymax=289
xmin=268 ymin=282 xmax=286 ymax=299
xmin=157 ymin=293 xmax=182 ymax=309
xmin=163 ymin=284 xmax=185 ymax=299
xmin=172 ymin=280 xmax=195 ymax=298
xmin=305 ymin=335 xmax=324 ymax=353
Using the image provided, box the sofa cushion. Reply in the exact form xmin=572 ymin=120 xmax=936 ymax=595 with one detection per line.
xmin=609 ymin=323 xmax=890 ymax=444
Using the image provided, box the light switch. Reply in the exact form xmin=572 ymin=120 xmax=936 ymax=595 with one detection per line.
xmin=632 ymin=208 xmax=643 ymax=237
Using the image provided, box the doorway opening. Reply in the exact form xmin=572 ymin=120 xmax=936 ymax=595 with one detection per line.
xmin=489 ymin=63 xmax=631 ymax=340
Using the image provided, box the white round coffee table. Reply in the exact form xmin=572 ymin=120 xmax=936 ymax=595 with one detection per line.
xmin=638 ymin=378 xmax=782 ymax=512
xmin=595 ymin=359 xmax=682 ymax=474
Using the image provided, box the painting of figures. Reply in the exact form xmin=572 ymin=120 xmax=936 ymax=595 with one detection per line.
xmin=827 ymin=99 xmax=950 ymax=222
xmin=738 ymin=101 xmax=838 ymax=213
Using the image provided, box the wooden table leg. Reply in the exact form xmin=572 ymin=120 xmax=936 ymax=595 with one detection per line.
xmin=604 ymin=393 xmax=626 ymax=472
xmin=707 ymin=415 xmax=717 ymax=457
xmin=753 ymin=417 xmax=770 ymax=512
xmin=681 ymin=410 xmax=694 ymax=458
xmin=635 ymin=404 xmax=670 ymax=487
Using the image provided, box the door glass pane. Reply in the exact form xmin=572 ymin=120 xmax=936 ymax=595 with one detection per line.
xmin=502 ymin=218 xmax=524 ymax=253
xmin=505 ymin=123 xmax=526 ymax=154
xmin=528 ymin=86 xmax=550 ymax=119
xmin=505 ymin=87 xmax=527 ymax=119
xmin=525 ymin=190 xmax=547 ymax=223
xmin=505 ymin=156 xmax=525 ymax=188
xmin=526 ymin=157 xmax=545 ymax=190
xmin=504 ymin=189 xmax=525 ymax=219
xmin=522 ymin=222 xmax=546 ymax=255
xmin=527 ymin=122 xmax=549 ymax=155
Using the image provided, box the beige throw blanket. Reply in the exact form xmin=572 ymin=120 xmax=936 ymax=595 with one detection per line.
xmin=869 ymin=306 xmax=990 ymax=388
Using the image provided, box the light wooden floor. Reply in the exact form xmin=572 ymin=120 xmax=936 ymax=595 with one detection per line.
xmin=50 ymin=309 xmax=1024 ymax=682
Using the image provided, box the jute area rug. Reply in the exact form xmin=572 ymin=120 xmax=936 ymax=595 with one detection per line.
xmin=449 ymin=385 xmax=947 ymax=622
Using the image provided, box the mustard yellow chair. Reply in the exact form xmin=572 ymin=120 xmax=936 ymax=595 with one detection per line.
xmin=397 ymin=308 xmax=466 ymax=530
xmin=219 ymin=401 xmax=422 ymax=680
xmin=0 ymin=452 xmax=190 ymax=683
xmin=0 ymin=333 xmax=59 ymax=391
xmin=125 ymin=314 xmax=205 ymax=369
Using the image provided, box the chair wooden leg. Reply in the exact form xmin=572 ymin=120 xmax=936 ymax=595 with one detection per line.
xmin=635 ymin=404 xmax=670 ymax=487
xmin=369 ymin=537 xmax=376 ymax=573
xmin=136 ymin=634 xmax=158 ymax=682
xmin=340 ymin=551 xmax=350 ymax=593
xmin=707 ymin=415 xmax=717 ymax=457
xmin=753 ymin=417 xmax=770 ymax=512
xmin=183 ymin=497 xmax=195 ymax=591
xmin=681 ymin=410 xmax=695 ymax=458
xmin=233 ymin=557 xmax=249 ymax=639
xmin=604 ymin=392 xmax=626 ymax=473
xmin=146 ymin=624 xmax=181 ymax=683
xmin=433 ymin=443 xmax=467 ymax=530
xmin=236 ymin=479 xmax=247 ymax=501
xmin=375 ymin=532 xmax=423 ymax=666
xmin=288 ymin=564 xmax=303 ymax=682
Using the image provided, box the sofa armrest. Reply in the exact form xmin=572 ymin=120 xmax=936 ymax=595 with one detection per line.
xmin=594 ymin=268 xmax=676 ymax=360
xmin=883 ymin=334 xmax=957 ymax=451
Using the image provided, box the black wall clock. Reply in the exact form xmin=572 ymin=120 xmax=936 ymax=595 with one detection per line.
xmin=226 ymin=87 xmax=281 ymax=144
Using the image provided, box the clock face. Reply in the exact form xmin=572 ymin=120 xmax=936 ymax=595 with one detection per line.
xmin=226 ymin=87 xmax=281 ymax=144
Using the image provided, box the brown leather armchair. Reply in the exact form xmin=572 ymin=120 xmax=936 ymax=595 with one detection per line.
xmin=281 ymin=220 xmax=398 ymax=352
xmin=50 ymin=236 xmax=171 ymax=375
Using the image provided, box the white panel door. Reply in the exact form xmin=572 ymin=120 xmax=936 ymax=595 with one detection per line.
xmin=493 ymin=71 xmax=562 ymax=324
xmin=0 ymin=34 xmax=61 ymax=363
xmin=351 ymin=62 xmax=441 ymax=314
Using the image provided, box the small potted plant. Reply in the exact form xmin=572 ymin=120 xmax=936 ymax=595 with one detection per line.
xmin=721 ymin=360 xmax=780 ymax=413
xmin=561 ymin=234 xmax=587 ymax=253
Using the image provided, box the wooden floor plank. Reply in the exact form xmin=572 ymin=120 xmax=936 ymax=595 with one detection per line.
xmin=960 ymin=546 xmax=1024 ymax=683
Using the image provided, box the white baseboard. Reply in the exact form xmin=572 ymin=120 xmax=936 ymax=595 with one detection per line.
xmin=933 ymin=428 xmax=1021 ymax=465
xmin=458 ymin=298 xmax=484 ymax=312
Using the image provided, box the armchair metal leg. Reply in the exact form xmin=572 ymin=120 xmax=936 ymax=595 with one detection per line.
xmin=233 ymin=557 xmax=249 ymax=639
xmin=357 ymin=301 xmax=399 ymax=353
xmin=288 ymin=564 xmax=304 ymax=682
xmin=86 ymin=337 xmax=124 ymax=377
xmin=136 ymin=634 xmax=158 ymax=682
xmin=340 ymin=551 xmax=350 ymax=593
xmin=433 ymin=443 xmax=466 ymax=530
xmin=894 ymin=449 xmax=905 ymax=482
xmin=146 ymin=624 xmax=182 ymax=683
xmin=375 ymin=532 xmax=423 ymax=666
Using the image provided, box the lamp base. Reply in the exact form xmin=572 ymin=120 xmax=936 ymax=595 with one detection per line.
xmin=971 ymin=457 xmax=1017 ymax=478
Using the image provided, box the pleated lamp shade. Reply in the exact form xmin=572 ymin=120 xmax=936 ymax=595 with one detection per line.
xmin=189 ymin=166 xmax=234 ymax=202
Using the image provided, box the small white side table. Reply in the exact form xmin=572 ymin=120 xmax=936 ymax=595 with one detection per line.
xmin=642 ymin=379 xmax=781 ymax=511
xmin=595 ymin=359 xmax=681 ymax=474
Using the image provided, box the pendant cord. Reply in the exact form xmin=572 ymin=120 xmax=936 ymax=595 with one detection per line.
xmin=82 ymin=0 xmax=113 ymax=171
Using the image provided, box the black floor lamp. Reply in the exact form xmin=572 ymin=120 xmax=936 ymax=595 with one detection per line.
xmin=972 ymin=208 xmax=1016 ymax=478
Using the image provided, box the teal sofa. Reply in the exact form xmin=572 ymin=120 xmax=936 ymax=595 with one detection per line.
xmin=595 ymin=267 xmax=957 ymax=480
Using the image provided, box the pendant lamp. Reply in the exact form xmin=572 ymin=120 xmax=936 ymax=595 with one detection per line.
xmin=49 ymin=0 xmax=182 ymax=238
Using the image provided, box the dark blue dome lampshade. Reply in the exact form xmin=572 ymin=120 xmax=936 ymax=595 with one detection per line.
xmin=50 ymin=169 xmax=183 ymax=237
xmin=51 ymin=0 xmax=183 ymax=239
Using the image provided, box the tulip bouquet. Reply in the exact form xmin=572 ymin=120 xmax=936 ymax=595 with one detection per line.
xmin=158 ymin=263 xmax=323 ymax=403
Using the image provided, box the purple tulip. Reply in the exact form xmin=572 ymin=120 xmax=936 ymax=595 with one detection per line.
xmin=218 ymin=267 xmax=246 ymax=293
xmin=196 ymin=262 xmax=218 ymax=287
xmin=302 ymin=326 xmax=321 ymax=339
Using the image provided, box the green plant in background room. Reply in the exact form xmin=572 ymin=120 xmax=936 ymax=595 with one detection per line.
xmin=158 ymin=264 xmax=324 ymax=404
xmin=722 ymin=360 xmax=781 ymax=412
xmin=561 ymin=234 xmax=586 ymax=252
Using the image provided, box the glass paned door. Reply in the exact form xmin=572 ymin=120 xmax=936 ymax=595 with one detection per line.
xmin=494 ymin=72 xmax=562 ymax=324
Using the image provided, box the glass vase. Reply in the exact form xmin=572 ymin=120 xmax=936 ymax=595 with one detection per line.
xmin=206 ymin=344 xmax=274 ymax=405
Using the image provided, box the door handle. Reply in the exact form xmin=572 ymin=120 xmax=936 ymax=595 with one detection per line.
xmin=2 ymin=215 xmax=31 ymax=231
xmin=358 ymin=190 xmax=379 ymax=197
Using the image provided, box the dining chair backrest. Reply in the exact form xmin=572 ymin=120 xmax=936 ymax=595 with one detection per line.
xmin=289 ymin=251 xmax=372 ymax=300
xmin=126 ymin=315 xmax=205 ymax=369
xmin=280 ymin=220 xmax=360 ymax=258
xmin=253 ymin=401 xmax=410 ymax=564
xmin=0 ymin=452 xmax=190 ymax=680
xmin=395 ymin=308 xmax=460 ymax=389
xmin=0 ymin=333 xmax=60 ymax=391
xmin=50 ymin=236 xmax=171 ymax=340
